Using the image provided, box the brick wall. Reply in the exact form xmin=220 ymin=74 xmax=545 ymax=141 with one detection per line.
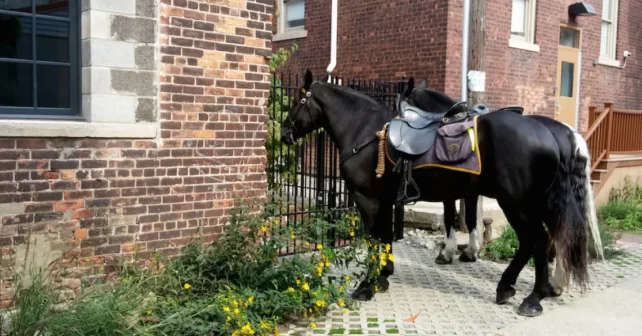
xmin=272 ymin=0 xmax=450 ymax=87
xmin=446 ymin=0 xmax=642 ymax=132
xmin=0 ymin=0 xmax=272 ymax=307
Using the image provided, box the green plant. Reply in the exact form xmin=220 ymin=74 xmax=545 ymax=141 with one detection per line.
xmin=4 ymin=201 xmax=373 ymax=336
xmin=482 ymin=227 xmax=520 ymax=262
xmin=266 ymin=44 xmax=300 ymax=189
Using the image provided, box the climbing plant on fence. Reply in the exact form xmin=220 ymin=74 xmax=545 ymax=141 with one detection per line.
xmin=266 ymin=44 xmax=300 ymax=190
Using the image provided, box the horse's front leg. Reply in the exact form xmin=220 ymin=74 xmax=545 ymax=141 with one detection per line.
xmin=376 ymin=200 xmax=394 ymax=292
xmin=460 ymin=195 xmax=481 ymax=262
xmin=435 ymin=200 xmax=457 ymax=264
xmin=350 ymin=191 xmax=380 ymax=301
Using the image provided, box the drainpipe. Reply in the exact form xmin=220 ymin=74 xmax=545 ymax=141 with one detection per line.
xmin=461 ymin=0 xmax=470 ymax=101
xmin=327 ymin=0 xmax=338 ymax=82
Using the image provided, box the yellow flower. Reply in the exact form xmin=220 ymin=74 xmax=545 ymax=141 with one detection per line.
xmin=311 ymin=323 xmax=317 ymax=329
xmin=375 ymin=285 xmax=379 ymax=293
xmin=381 ymin=259 xmax=387 ymax=266
xmin=261 ymin=225 xmax=268 ymax=232
xmin=345 ymin=275 xmax=351 ymax=283
xmin=287 ymin=287 xmax=295 ymax=293
xmin=325 ymin=261 xmax=330 ymax=267
xmin=317 ymin=243 xmax=323 ymax=249
xmin=302 ymin=282 xmax=310 ymax=291
xmin=248 ymin=296 xmax=254 ymax=304
xmin=226 ymin=316 xmax=232 ymax=322
xmin=338 ymin=299 xmax=345 ymax=307
xmin=183 ymin=283 xmax=191 ymax=289
xmin=339 ymin=285 xmax=346 ymax=293
xmin=343 ymin=309 xmax=349 ymax=315
xmin=315 ymin=300 xmax=325 ymax=307
xmin=273 ymin=218 xmax=280 ymax=225
xmin=291 ymin=234 xmax=296 ymax=239
xmin=304 ymin=242 xmax=310 ymax=247
xmin=223 ymin=306 xmax=231 ymax=312
xmin=388 ymin=254 xmax=395 ymax=262
xmin=296 ymin=279 xmax=301 ymax=285
xmin=349 ymin=231 xmax=355 ymax=237
xmin=351 ymin=220 xmax=356 ymax=226
xmin=146 ymin=310 xmax=152 ymax=316
xmin=234 ymin=308 xmax=240 ymax=315
xmin=385 ymin=244 xmax=391 ymax=253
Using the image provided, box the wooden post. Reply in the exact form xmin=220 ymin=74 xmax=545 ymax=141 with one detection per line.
xmin=468 ymin=0 xmax=487 ymax=244
xmin=588 ymin=105 xmax=597 ymax=128
xmin=605 ymin=102 xmax=614 ymax=160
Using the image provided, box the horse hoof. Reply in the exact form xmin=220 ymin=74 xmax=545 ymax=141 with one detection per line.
xmin=351 ymin=285 xmax=375 ymax=301
xmin=517 ymin=300 xmax=543 ymax=317
xmin=496 ymin=284 xmax=516 ymax=304
xmin=547 ymin=281 xmax=563 ymax=298
xmin=435 ymin=253 xmax=453 ymax=265
xmin=377 ymin=276 xmax=390 ymax=292
xmin=459 ymin=252 xmax=477 ymax=263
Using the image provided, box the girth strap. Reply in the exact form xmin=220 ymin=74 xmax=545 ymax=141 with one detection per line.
xmin=339 ymin=136 xmax=378 ymax=165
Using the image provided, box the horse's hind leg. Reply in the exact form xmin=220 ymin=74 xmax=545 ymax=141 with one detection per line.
xmin=460 ymin=195 xmax=481 ymax=262
xmin=435 ymin=200 xmax=457 ymax=265
xmin=517 ymin=220 xmax=551 ymax=317
xmin=377 ymin=200 xmax=394 ymax=292
xmin=495 ymin=207 xmax=534 ymax=305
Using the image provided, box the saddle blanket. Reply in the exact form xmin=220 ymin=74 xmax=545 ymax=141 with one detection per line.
xmin=386 ymin=116 xmax=481 ymax=175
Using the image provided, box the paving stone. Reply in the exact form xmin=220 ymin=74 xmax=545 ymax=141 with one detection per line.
xmin=284 ymin=244 xmax=642 ymax=336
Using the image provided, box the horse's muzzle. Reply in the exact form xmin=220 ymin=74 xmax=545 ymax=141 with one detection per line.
xmin=280 ymin=132 xmax=295 ymax=145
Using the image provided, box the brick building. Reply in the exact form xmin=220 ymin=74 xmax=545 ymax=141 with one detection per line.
xmin=272 ymin=0 xmax=642 ymax=132
xmin=0 ymin=0 xmax=273 ymax=304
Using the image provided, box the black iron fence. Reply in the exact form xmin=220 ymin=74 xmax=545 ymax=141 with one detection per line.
xmin=267 ymin=73 xmax=410 ymax=254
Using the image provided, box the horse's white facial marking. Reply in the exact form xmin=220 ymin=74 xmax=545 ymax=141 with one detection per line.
xmin=464 ymin=228 xmax=480 ymax=258
xmin=551 ymin=254 xmax=568 ymax=295
xmin=443 ymin=227 xmax=457 ymax=261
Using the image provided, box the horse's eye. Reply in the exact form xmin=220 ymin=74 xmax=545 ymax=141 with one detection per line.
xmin=301 ymin=98 xmax=307 ymax=104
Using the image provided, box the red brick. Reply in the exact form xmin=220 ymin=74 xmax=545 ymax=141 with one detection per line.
xmin=54 ymin=200 xmax=84 ymax=211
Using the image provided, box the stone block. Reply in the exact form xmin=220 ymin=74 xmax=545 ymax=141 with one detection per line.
xmin=83 ymin=39 xmax=135 ymax=69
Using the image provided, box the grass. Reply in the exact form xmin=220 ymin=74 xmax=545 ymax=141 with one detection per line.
xmin=385 ymin=329 xmax=400 ymax=334
xmin=329 ymin=328 xmax=346 ymax=335
xmin=481 ymin=227 xmax=534 ymax=265
xmin=348 ymin=329 xmax=364 ymax=334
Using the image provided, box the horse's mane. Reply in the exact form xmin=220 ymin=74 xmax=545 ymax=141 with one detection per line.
xmin=315 ymin=81 xmax=396 ymax=118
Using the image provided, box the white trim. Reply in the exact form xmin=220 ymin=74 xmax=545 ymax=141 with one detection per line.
xmin=574 ymin=52 xmax=582 ymax=129
xmin=0 ymin=120 xmax=157 ymax=138
xmin=277 ymin=0 xmax=305 ymax=35
xmin=596 ymin=55 xmax=621 ymax=68
xmin=273 ymin=29 xmax=308 ymax=42
xmin=600 ymin=0 xmax=619 ymax=60
xmin=510 ymin=0 xmax=537 ymax=44
xmin=508 ymin=37 xmax=540 ymax=52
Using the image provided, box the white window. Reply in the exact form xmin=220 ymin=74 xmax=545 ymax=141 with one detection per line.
xmin=509 ymin=0 xmax=539 ymax=52
xmin=600 ymin=0 xmax=619 ymax=63
xmin=274 ymin=0 xmax=307 ymax=41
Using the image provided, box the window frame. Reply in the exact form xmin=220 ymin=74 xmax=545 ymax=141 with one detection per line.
xmin=509 ymin=0 xmax=540 ymax=52
xmin=599 ymin=0 xmax=619 ymax=63
xmin=274 ymin=0 xmax=307 ymax=42
xmin=0 ymin=0 xmax=81 ymax=119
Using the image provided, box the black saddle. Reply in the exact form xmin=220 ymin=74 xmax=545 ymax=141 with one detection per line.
xmin=389 ymin=101 xmax=468 ymax=155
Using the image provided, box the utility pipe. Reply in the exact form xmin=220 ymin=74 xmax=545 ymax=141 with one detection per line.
xmin=461 ymin=0 xmax=470 ymax=101
xmin=327 ymin=0 xmax=338 ymax=81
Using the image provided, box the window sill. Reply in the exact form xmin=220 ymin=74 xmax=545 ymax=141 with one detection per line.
xmin=273 ymin=29 xmax=308 ymax=42
xmin=508 ymin=38 xmax=540 ymax=53
xmin=0 ymin=120 xmax=157 ymax=138
xmin=596 ymin=56 xmax=621 ymax=68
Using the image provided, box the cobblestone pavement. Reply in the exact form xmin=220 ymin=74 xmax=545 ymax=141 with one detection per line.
xmin=283 ymin=243 xmax=642 ymax=336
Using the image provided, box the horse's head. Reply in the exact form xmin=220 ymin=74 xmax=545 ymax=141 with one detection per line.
xmin=281 ymin=69 xmax=322 ymax=145
xmin=397 ymin=78 xmax=462 ymax=114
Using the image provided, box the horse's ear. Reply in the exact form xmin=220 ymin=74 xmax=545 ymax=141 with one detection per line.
xmin=303 ymin=69 xmax=313 ymax=90
xmin=407 ymin=77 xmax=415 ymax=91
xmin=418 ymin=79 xmax=427 ymax=89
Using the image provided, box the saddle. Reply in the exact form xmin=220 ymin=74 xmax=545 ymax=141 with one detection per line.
xmin=386 ymin=102 xmax=523 ymax=203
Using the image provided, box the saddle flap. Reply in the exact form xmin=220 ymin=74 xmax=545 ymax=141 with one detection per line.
xmin=495 ymin=106 xmax=524 ymax=115
xmin=389 ymin=119 xmax=440 ymax=156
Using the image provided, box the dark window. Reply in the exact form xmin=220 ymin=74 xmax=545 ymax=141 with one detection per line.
xmin=0 ymin=0 xmax=80 ymax=118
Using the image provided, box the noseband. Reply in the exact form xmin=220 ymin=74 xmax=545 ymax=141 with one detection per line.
xmin=286 ymin=90 xmax=320 ymax=135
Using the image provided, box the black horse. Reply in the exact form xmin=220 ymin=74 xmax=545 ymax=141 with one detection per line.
xmin=280 ymin=70 xmax=602 ymax=316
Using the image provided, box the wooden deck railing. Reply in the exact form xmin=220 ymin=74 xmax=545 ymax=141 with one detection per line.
xmin=610 ymin=108 xmax=642 ymax=155
xmin=585 ymin=103 xmax=613 ymax=173
xmin=586 ymin=102 xmax=642 ymax=173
